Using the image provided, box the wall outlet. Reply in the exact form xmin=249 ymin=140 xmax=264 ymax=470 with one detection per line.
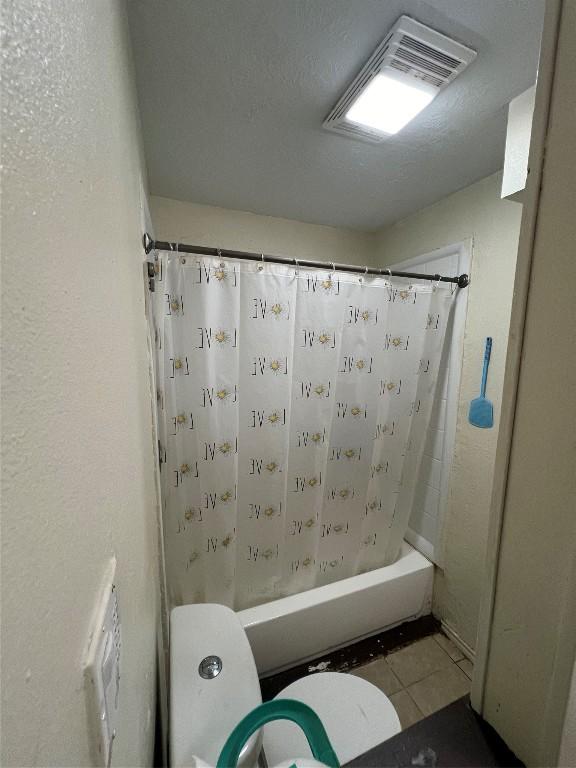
xmin=84 ymin=559 xmax=122 ymax=767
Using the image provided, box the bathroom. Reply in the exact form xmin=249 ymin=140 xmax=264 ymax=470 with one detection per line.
xmin=2 ymin=1 xmax=576 ymax=767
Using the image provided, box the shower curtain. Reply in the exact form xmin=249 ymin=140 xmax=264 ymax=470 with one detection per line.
xmin=151 ymin=252 xmax=455 ymax=610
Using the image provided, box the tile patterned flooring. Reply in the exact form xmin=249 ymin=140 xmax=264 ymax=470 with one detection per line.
xmin=259 ymin=625 xmax=512 ymax=766
xmin=349 ymin=633 xmax=473 ymax=729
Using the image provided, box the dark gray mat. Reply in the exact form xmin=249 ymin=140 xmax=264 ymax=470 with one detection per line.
xmin=345 ymin=696 xmax=523 ymax=768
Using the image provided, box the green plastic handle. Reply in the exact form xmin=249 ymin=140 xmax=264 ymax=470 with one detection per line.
xmin=216 ymin=699 xmax=340 ymax=768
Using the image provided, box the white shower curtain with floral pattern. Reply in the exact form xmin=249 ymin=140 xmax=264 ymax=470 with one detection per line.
xmin=151 ymin=252 xmax=455 ymax=610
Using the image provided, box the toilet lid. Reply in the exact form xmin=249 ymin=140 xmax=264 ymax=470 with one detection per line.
xmin=263 ymin=672 xmax=401 ymax=766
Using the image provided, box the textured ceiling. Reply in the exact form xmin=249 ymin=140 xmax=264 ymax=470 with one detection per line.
xmin=127 ymin=0 xmax=544 ymax=231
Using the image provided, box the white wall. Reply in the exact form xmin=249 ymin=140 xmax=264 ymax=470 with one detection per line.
xmin=1 ymin=2 xmax=160 ymax=766
xmin=150 ymin=196 xmax=376 ymax=266
xmin=375 ymin=173 xmax=523 ymax=653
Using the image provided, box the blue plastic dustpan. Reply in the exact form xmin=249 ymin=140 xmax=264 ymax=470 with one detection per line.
xmin=469 ymin=337 xmax=494 ymax=428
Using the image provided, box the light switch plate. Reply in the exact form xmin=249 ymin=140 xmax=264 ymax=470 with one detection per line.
xmin=84 ymin=558 xmax=122 ymax=767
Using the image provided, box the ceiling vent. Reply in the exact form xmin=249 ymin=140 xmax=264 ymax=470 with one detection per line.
xmin=323 ymin=16 xmax=476 ymax=143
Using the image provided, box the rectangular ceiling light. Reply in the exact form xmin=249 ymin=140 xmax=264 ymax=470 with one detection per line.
xmin=346 ymin=73 xmax=436 ymax=135
xmin=323 ymin=16 xmax=477 ymax=143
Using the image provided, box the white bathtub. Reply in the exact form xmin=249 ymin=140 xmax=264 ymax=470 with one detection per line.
xmin=239 ymin=541 xmax=433 ymax=676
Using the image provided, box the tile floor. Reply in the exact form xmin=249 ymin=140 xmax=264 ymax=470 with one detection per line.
xmin=350 ymin=633 xmax=473 ymax=729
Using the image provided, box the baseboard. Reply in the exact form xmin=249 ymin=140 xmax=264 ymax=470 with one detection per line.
xmin=441 ymin=619 xmax=476 ymax=662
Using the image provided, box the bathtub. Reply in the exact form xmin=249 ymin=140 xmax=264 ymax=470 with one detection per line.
xmin=239 ymin=541 xmax=433 ymax=676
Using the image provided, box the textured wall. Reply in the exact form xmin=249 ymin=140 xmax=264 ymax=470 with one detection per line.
xmin=1 ymin=1 xmax=160 ymax=766
xmin=375 ymin=173 xmax=522 ymax=653
xmin=150 ymin=196 xmax=376 ymax=266
xmin=481 ymin=1 xmax=576 ymax=761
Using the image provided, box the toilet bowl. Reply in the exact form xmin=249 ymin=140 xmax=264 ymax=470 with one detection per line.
xmin=170 ymin=604 xmax=401 ymax=766
xmin=263 ymin=672 xmax=401 ymax=765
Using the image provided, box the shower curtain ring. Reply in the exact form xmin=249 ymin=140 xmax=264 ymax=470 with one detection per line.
xmin=332 ymin=262 xmax=336 ymax=273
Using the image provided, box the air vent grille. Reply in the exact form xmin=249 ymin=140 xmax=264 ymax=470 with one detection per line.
xmin=399 ymin=34 xmax=463 ymax=69
xmin=392 ymin=47 xmax=453 ymax=79
xmin=389 ymin=60 xmax=410 ymax=74
xmin=389 ymin=58 xmax=444 ymax=89
xmin=323 ymin=15 xmax=476 ymax=144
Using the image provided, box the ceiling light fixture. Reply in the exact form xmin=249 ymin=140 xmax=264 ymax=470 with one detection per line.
xmin=346 ymin=73 xmax=435 ymax=135
xmin=324 ymin=16 xmax=477 ymax=143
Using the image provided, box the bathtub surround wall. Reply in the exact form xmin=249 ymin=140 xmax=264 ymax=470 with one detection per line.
xmin=1 ymin=2 xmax=160 ymax=766
xmin=150 ymin=197 xmax=376 ymax=266
xmin=375 ymin=173 xmax=523 ymax=654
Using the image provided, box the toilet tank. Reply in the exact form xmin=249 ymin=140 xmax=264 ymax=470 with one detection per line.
xmin=170 ymin=604 xmax=263 ymax=767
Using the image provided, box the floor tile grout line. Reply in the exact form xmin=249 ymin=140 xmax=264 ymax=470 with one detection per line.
xmin=347 ymin=632 xmax=474 ymax=731
xmin=390 ymin=657 xmax=472 ymax=693
xmin=404 ymin=687 xmax=425 ymax=719
xmin=392 ymin=685 xmax=426 ymax=716
xmin=386 ymin=637 xmax=459 ymax=687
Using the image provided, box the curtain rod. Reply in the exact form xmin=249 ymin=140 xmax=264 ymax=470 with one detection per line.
xmin=143 ymin=234 xmax=469 ymax=288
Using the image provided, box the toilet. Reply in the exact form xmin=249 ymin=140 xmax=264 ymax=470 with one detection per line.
xmin=170 ymin=604 xmax=401 ymax=767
